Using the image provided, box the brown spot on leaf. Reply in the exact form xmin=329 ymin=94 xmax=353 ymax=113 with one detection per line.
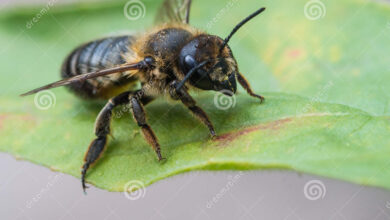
xmin=0 ymin=114 xmax=36 ymax=130
xmin=214 ymin=118 xmax=292 ymax=145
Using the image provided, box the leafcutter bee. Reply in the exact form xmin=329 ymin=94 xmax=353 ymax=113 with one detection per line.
xmin=21 ymin=0 xmax=266 ymax=192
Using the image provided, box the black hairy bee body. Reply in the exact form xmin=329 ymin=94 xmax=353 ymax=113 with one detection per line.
xmin=129 ymin=25 xmax=197 ymax=97
xmin=61 ymin=36 xmax=138 ymax=99
xmin=143 ymin=27 xmax=193 ymax=63
xmin=21 ymin=0 xmax=267 ymax=193
xmin=61 ymin=26 xmax=196 ymax=99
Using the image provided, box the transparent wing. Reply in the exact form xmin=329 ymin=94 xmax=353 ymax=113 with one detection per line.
xmin=20 ymin=62 xmax=143 ymax=97
xmin=155 ymin=0 xmax=192 ymax=24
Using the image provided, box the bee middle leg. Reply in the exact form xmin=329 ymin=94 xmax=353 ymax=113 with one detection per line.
xmin=170 ymin=81 xmax=216 ymax=137
xmin=129 ymin=91 xmax=164 ymax=161
xmin=237 ymin=72 xmax=265 ymax=103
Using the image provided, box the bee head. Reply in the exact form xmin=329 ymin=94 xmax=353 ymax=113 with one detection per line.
xmin=179 ymin=35 xmax=237 ymax=96
xmin=176 ymin=7 xmax=265 ymax=96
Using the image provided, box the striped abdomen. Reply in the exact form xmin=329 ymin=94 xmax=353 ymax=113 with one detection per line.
xmin=61 ymin=35 xmax=138 ymax=99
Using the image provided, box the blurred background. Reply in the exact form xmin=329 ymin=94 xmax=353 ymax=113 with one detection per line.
xmin=1 ymin=0 xmax=390 ymax=219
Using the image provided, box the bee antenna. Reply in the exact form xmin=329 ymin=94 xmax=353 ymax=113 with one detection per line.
xmin=219 ymin=7 xmax=266 ymax=53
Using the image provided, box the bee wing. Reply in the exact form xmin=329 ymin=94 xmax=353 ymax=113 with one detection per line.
xmin=20 ymin=62 xmax=143 ymax=97
xmin=155 ymin=0 xmax=192 ymax=24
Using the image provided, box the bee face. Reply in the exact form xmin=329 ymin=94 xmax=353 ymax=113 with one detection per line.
xmin=179 ymin=35 xmax=237 ymax=96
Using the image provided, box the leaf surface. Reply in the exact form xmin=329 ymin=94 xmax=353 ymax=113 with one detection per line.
xmin=0 ymin=0 xmax=389 ymax=191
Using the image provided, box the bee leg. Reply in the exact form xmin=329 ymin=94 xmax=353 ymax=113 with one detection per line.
xmin=171 ymin=82 xmax=216 ymax=137
xmin=188 ymin=105 xmax=216 ymax=138
xmin=129 ymin=92 xmax=164 ymax=161
xmin=237 ymin=72 xmax=265 ymax=103
xmin=81 ymin=91 xmax=131 ymax=193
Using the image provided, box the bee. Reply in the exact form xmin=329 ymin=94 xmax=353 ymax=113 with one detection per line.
xmin=21 ymin=0 xmax=266 ymax=192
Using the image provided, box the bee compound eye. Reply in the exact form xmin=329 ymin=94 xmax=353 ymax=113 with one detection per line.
xmin=184 ymin=55 xmax=197 ymax=71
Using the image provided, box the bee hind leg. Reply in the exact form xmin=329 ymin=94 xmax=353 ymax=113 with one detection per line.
xmin=81 ymin=91 xmax=132 ymax=193
xmin=237 ymin=72 xmax=265 ymax=103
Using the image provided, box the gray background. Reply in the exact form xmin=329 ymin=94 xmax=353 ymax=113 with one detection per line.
xmin=2 ymin=152 xmax=390 ymax=220
xmin=1 ymin=0 xmax=390 ymax=219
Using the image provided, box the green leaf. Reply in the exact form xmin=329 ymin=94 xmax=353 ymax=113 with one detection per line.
xmin=1 ymin=0 xmax=390 ymax=191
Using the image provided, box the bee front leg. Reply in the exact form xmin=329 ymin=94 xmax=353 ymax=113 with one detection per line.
xmin=170 ymin=81 xmax=216 ymax=138
xmin=237 ymin=72 xmax=265 ymax=103
xmin=81 ymin=91 xmax=131 ymax=193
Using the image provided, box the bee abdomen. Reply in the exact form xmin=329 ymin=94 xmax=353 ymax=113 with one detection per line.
xmin=61 ymin=35 xmax=137 ymax=99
